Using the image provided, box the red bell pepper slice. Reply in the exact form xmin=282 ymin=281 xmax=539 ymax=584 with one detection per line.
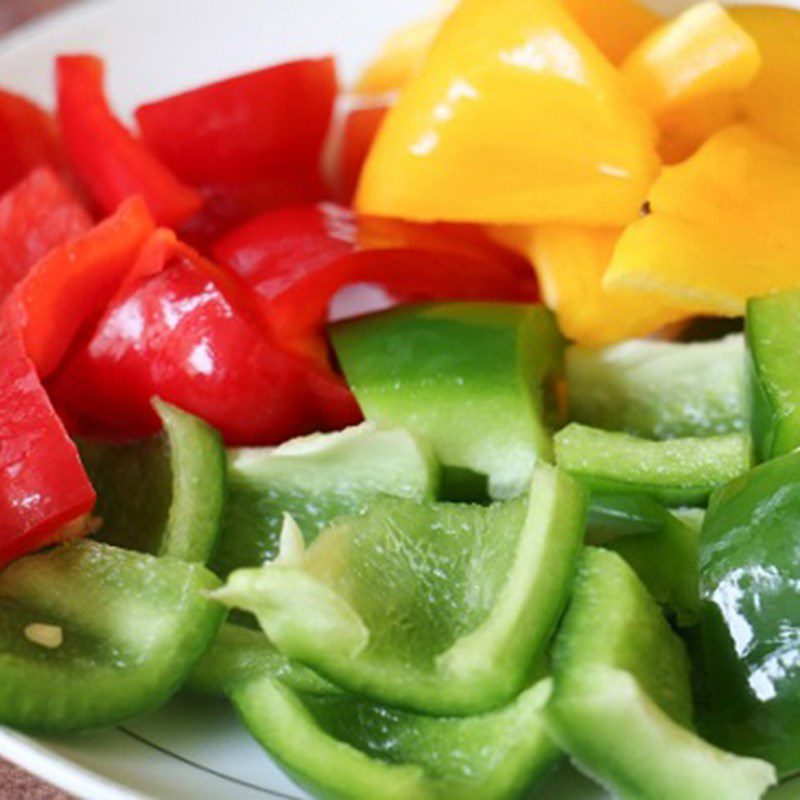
xmin=0 ymin=329 xmax=95 ymax=567
xmin=0 ymin=87 xmax=64 ymax=196
xmin=135 ymin=58 xmax=337 ymax=186
xmin=336 ymin=104 xmax=388 ymax=203
xmin=49 ymin=231 xmax=360 ymax=446
xmin=57 ymin=55 xmax=202 ymax=228
xmin=212 ymin=203 xmax=538 ymax=341
xmin=0 ymin=167 xmax=92 ymax=301
xmin=5 ymin=195 xmax=155 ymax=378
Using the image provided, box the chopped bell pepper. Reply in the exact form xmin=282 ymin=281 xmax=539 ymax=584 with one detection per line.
xmin=213 ymin=462 xmax=587 ymax=715
xmin=79 ymin=400 xmax=226 ymax=564
xmin=0 ymin=540 xmax=224 ymax=732
xmin=605 ymin=125 xmax=800 ymax=316
xmin=57 ymin=55 xmax=202 ymax=228
xmin=622 ymin=3 xmax=760 ymax=164
xmin=543 ymin=548 xmax=777 ymax=800
xmin=213 ymin=421 xmax=439 ymax=577
xmin=49 ymin=231 xmax=360 ymax=445
xmin=213 ymin=203 xmax=537 ymax=342
xmin=0 ymin=331 xmax=95 ymax=568
xmin=356 ymin=0 xmax=659 ymax=227
xmin=566 ymin=334 xmax=747 ymax=440
xmin=699 ymin=450 xmax=800 ymax=776
xmin=4 ymin=195 xmax=155 ymax=378
xmin=0 ymin=87 xmax=64 ymax=196
xmin=554 ymin=423 xmax=752 ymax=506
xmin=332 ymin=303 xmax=562 ymax=500
xmin=336 ymin=104 xmax=388 ymax=203
xmin=0 ymin=167 xmax=91 ymax=301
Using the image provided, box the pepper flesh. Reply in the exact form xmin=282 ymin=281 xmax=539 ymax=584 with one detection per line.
xmin=356 ymin=0 xmax=659 ymax=227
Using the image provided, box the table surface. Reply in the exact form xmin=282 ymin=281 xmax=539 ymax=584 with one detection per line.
xmin=0 ymin=0 xmax=77 ymax=792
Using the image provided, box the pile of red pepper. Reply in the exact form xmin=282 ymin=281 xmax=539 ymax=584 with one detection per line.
xmin=0 ymin=53 xmax=537 ymax=566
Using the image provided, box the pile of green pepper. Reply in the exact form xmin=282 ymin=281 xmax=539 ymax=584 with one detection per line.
xmin=3 ymin=297 xmax=799 ymax=800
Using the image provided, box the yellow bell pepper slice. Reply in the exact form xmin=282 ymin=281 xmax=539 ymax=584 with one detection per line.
xmin=606 ymin=124 xmax=800 ymax=316
xmin=731 ymin=5 xmax=800 ymax=153
xmin=357 ymin=0 xmax=659 ymax=227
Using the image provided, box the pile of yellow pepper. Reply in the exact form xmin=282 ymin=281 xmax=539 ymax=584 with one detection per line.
xmin=354 ymin=0 xmax=800 ymax=346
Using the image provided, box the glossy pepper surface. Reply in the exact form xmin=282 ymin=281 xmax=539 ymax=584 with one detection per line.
xmin=57 ymin=55 xmax=202 ymax=227
xmin=356 ymin=0 xmax=659 ymax=227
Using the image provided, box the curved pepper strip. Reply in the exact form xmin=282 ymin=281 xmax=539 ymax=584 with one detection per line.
xmin=0 ymin=87 xmax=64 ymax=196
xmin=4 ymin=195 xmax=155 ymax=378
xmin=213 ymin=462 xmax=587 ymax=716
xmin=0 ymin=331 xmax=95 ymax=568
xmin=57 ymin=55 xmax=202 ymax=228
xmin=0 ymin=540 xmax=224 ymax=733
xmin=0 ymin=167 xmax=92 ymax=301
xmin=213 ymin=203 xmax=537 ymax=345
xmin=49 ymin=231 xmax=360 ymax=445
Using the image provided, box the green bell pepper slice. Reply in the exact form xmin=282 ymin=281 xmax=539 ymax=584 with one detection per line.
xmin=212 ymin=422 xmax=438 ymax=577
xmin=232 ymin=673 xmax=559 ymax=800
xmin=331 ymin=303 xmax=563 ymax=500
xmin=213 ymin=462 xmax=587 ymax=715
xmin=566 ymin=334 xmax=745 ymax=440
xmin=544 ymin=548 xmax=776 ymax=800
xmin=555 ymin=423 xmax=752 ymax=506
xmin=746 ymin=290 xmax=800 ymax=461
xmin=80 ymin=399 xmax=226 ymax=563
xmin=0 ymin=540 xmax=224 ymax=733
xmin=699 ymin=449 xmax=800 ymax=776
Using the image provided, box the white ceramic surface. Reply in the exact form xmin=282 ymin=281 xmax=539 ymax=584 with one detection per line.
xmin=0 ymin=0 xmax=799 ymax=798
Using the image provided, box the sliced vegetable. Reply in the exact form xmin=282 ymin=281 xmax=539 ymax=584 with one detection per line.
xmin=699 ymin=450 xmax=800 ymax=775
xmin=332 ymin=303 xmax=562 ymax=500
xmin=57 ymin=55 xmax=201 ymax=227
xmin=585 ymin=493 xmax=669 ymax=544
xmin=566 ymin=334 xmax=746 ymax=439
xmin=555 ymin=424 xmax=752 ymax=506
xmin=80 ymin=400 xmax=226 ymax=563
xmin=5 ymin=195 xmax=154 ymax=378
xmin=213 ymin=462 xmax=587 ymax=715
xmin=0 ymin=87 xmax=64 ymax=196
xmin=356 ymin=0 xmax=658 ymax=226
xmin=233 ymin=673 xmax=559 ymax=800
xmin=0 ymin=332 xmax=95 ymax=567
xmin=0 ymin=540 xmax=224 ymax=732
xmin=606 ymin=125 xmax=800 ymax=316
xmin=0 ymin=167 xmax=91 ymax=300
xmin=213 ymin=422 xmax=438 ymax=577
xmin=544 ymin=548 xmax=777 ymax=800
xmin=746 ymin=289 xmax=800 ymax=461
xmin=187 ymin=623 xmax=336 ymax=698
xmin=337 ymin=105 xmax=388 ymax=203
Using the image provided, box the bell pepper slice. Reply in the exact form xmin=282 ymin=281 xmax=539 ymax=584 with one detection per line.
xmin=0 ymin=540 xmax=223 ymax=733
xmin=332 ymin=303 xmax=562 ymax=500
xmin=213 ymin=462 xmax=587 ymax=715
xmin=543 ymin=548 xmax=776 ymax=800
xmin=336 ymin=105 xmax=388 ymax=203
xmin=5 ymin=195 xmax=154 ymax=378
xmin=0 ymin=331 xmax=95 ymax=568
xmin=213 ymin=422 xmax=439 ymax=578
xmin=566 ymin=334 xmax=746 ymax=440
xmin=49 ymin=232 xmax=359 ymax=445
xmin=57 ymin=55 xmax=202 ymax=228
xmin=605 ymin=125 xmax=800 ymax=316
xmin=0 ymin=167 xmax=92 ymax=301
xmin=555 ymin=424 xmax=752 ymax=506
xmin=0 ymin=87 xmax=64 ymax=196
xmin=731 ymin=6 xmax=800 ymax=154
xmin=79 ymin=400 xmax=226 ymax=564
xmin=356 ymin=0 xmax=658 ymax=226
xmin=746 ymin=289 xmax=800 ymax=462
xmin=699 ymin=450 xmax=800 ymax=775
xmin=187 ymin=622 xmax=337 ymax=698
xmin=233 ymin=672 xmax=559 ymax=800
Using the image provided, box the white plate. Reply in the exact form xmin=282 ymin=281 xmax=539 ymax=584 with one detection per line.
xmin=0 ymin=0 xmax=799 ymax=798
